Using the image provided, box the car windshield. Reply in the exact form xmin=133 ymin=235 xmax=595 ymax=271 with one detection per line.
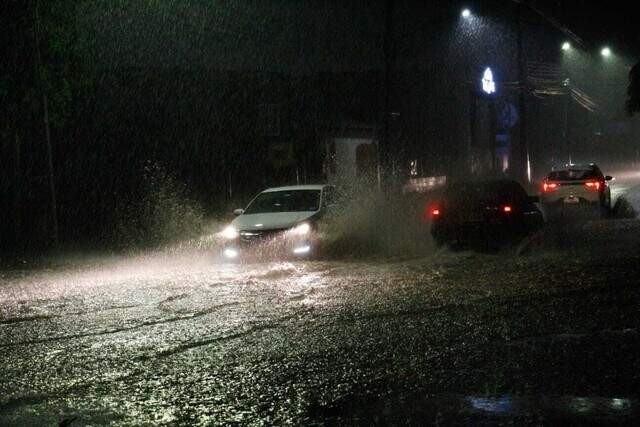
xmin=244 ymin=190 xmax=321 ymax=214
xmin=548 ymin=169 xmax=598 ymax=180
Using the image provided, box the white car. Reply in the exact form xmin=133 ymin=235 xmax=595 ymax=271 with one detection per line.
xmin=540 ymin=163 xmax=612 ymax=217
xmin=221 ymin=184 xmax=335 ymax=259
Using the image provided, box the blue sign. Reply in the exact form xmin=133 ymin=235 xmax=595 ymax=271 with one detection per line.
xmin=497 ymin=102 xmax=518 ymax=128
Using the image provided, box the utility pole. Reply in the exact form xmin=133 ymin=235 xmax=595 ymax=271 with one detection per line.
xmin=381 ymin=0 xmax=394 ymax=190
xmin=516 ymin=3 xmax=529 ymax=185
xmin=13 ymin=133 xmax=23 ymax=240
xmin=33 ymin=0 xmax=59 ymax=244
xmin=510 ymin=0 xmax=584 ymax=183
xmin=564 ymin=80 xmax=571 ymax=163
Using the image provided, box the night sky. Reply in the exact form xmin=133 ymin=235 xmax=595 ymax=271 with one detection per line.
xmin=548 ymin=0 xmax=639 ymax=58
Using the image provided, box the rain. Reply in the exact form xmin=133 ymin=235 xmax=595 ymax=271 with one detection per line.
xmin=2 ymin=1 xmax=640 ymax=425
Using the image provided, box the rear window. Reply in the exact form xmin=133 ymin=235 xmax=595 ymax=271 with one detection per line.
xmin=547 ymin=169 xmax=598 ymax=181
xmin=445 ymin=181 xmax=525 ymax=203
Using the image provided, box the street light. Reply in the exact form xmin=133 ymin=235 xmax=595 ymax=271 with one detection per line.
xmin=561 ymin=41 xmax=571 ymax=51
xmin=601 ymin=46 xmax=611 ymax=58
xmin=461 ymin=8 xmax=471 ymax=19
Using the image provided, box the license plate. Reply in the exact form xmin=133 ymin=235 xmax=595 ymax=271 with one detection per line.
xmin=564 ymin=196 xmax=579 ymax=204
xmin=466 ymin=213 xmax=483 ymax=222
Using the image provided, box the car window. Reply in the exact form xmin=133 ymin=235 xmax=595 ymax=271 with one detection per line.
xmin=446 ymin=181 xmax=520 ymax=203
xmin=548 ymin=169 xmax=599 ymax=180
xmin=503 ymin=181 xmax=529 ymax=203
xmin=244 ymin=190 xmax=321 ymax=214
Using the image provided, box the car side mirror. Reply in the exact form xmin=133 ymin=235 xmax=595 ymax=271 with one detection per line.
xmin=528 ymin=195 xmax=540 ymax=203
xmin=233 ymin=208 xmax=244 ymax=216
xmin=605 ymin=175 xmax=613 ymax=181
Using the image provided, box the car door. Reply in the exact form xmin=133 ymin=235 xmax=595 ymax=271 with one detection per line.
xmin=518 ymin=187 xmax=544 ymax=230
xmin=506 ymin=182 xmax=544 ymax=231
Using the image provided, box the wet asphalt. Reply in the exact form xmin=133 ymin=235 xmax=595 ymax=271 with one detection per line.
xmin=2 ymin=179 xmax=640 ymax=425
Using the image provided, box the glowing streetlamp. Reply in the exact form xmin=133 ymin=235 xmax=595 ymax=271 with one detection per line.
xmin=601 ymin=47 xmax=611 ymax=58
xmin=461 ymin=8 xmax=471 ymax=19
xmin=561 ymin=41 xmax=571 ymax=51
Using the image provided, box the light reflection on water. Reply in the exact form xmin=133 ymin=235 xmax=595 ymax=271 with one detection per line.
xmin=328 ymin=394 xmax=640 ymax=424
xmin=610 ymin=397 xmax=630 ymax=410
xmin=467 ymin=395 xmax=636 ymax=417
xmin=467 ymin=395 xmax=514 ymax=414
xmin=569 ymin=396 xmax=595 ymax=413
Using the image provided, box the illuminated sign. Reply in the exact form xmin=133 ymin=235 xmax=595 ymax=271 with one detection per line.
xmin=482 ymin=67 xmax=496 ymax=94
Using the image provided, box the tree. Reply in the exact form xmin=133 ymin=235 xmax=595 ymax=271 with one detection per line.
xmin=628 ymin=61 xmax=640 ymax=116
xmin=1 ymin=0 xmax=87 ymax=248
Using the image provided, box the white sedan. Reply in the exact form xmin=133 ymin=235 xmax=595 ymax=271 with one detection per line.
xmin=539 ymin=163 xmax=612 ymax=218
xmin=220 ymin=184 xmax=334 ymax=259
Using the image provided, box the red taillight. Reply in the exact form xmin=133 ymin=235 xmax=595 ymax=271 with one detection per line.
xmin=542 ymin=181 xmax=559 ymax=192
xmin=425 ymin=203 xmax=441 ymax=220
xmin=584 ymin=181 xmax=602 ymax=191
xmin=502 ymin=205 xmax=512 ymax=213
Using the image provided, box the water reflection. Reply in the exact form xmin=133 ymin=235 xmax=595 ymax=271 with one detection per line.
xmin=568 ymin=396 xmax=595 ymax=414
xmin=327 ymin=394 xmax=639 ymax=423
xmin=467 ymin=395 xmax=514 ymax=414
xmin=467 ymin=395 xmax=635 ymax=418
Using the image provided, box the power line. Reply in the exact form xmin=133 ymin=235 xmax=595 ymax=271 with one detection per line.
xmin=511 ymin=0 xmax=586 ymax=49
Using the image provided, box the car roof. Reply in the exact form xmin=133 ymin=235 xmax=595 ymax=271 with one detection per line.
xmin=262 ymin=185 xmax=327 ymax=193
xmin=445 ymin=179 xmax=526 ymax=197
xmin=449 ymin=179 xmax=522 ymax=188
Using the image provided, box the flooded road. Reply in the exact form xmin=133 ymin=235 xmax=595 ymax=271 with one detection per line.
xmin=2 ymin=177 xmax=640 ymax=425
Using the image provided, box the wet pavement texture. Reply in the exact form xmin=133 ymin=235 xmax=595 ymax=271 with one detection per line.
xmin=2 ymin=180 xmax=640 ymax=425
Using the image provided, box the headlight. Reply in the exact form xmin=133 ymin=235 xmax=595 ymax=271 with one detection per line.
xmin=221 ymin=226 xmax=239 ymax=240
xmin=223 ymin=248 xmax=239 ymax=258
xmin=290 ymin=222 xmax=311 ymax=236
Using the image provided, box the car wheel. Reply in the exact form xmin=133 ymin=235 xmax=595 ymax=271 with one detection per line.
xmin=448 ymin=240 xmax=465 ymax=252
xmin=599 ymin=205 xmax=610 ymax=220
xmin=478 ymin=237 xmax=502 ymax=253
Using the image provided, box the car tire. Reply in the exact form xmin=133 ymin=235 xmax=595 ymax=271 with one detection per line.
xmin=599 ymin=205 xmax=610 ymax=220
xmin=433 ymin=236 xmax=446 ymax=248
xmin=448 ymin=240 xmax=465 ymax=252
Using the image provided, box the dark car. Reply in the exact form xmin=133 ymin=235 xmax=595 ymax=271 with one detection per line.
xmin=429 ymin=179 xmax=545 ymax=248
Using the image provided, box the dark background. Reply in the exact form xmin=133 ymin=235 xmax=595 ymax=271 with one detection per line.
xmin=1 ymin=0 xmax=638 ymax=253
